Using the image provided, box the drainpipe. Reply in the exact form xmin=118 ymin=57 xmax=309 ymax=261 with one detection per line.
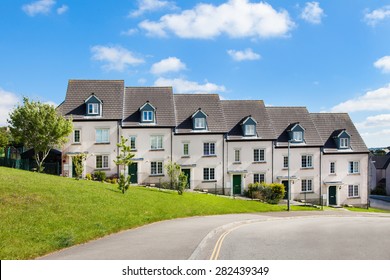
xmin=222 ymin=134 xmax=225 ymax=195
xmin=367 ymin=155 xmax=370 ymax=209
xmin=271 ymin=140 xmax=274 ymax=182
xmin=171 ymin=128 xmax=173 ymax=162
xmin=319 ymin=147 xmax=322 ymax=209
xmin=117 ymin=121 xmax=120 ymax=176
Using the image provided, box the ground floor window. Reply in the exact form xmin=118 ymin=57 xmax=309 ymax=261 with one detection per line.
xmin=151 ymin=161 xmax=163 ymax=175
xmin=301 ymin=179 xmax=313 ymax=192
xmin=96 ymin=155 xmax=109 ymax=169
xmin=253 ymin=173 xmax=265 ymax=183
xmin=348 ymin=185 xmax=359 ymax=197
xmin=203 ymin=168 xmax=215 ymax=181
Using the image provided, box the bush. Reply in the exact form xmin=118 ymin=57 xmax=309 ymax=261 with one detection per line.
xmin=94 ymin=171 xmax=106 ymax=182
xmin=111 ymin=178 xmax=117 ymax=184
xmin=85 ymin=173 xmax=92 ymax=180
xmin=246 ymin=182 xmax=285 ymax=204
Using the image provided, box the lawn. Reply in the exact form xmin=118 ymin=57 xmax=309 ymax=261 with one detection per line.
xmin=0 ymin=167 xmax=314 ymax=259
xmin=345 ymin=207 xmax=390 ymax=213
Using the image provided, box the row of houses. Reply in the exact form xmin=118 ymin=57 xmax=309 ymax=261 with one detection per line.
xmin=57 ymin=80 xmax=370 ymax=207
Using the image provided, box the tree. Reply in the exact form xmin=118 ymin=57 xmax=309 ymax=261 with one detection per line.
xmin=0 ymin=127 xmax=10 ymax=157
xmin=72 ymin=153 xmax=87 ymax=180
xmin=7 ymin=97 xmax=73 ymax=172
xmin=114 ymin=136 xmax=134 ymax=194
xmin=165 ymin=161 xmax=186 ymax=195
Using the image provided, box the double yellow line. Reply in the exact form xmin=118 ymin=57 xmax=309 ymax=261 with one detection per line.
xmin=209 ymin=224 xmax=247 ymax=260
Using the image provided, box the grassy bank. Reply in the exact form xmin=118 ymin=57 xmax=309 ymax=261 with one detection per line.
xmin=0 ymin=167 xmax=313 ymax=259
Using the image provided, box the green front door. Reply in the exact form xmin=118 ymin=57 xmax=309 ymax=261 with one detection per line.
xmin=329 ymin=186 xmax=337 ymax=205
xmin=282 ymin=180 xmax=289 ymax=199
xmin=128 ymin=163 xmax=138 ymax=184
xmin=181 ymin=169 xmax=191 ymax=189
xmin=233 ymin=175 xmax=242 ymax=195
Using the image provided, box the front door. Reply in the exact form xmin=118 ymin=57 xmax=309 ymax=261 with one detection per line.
xmin=181 ymin=169 xmax=191 ymax=189
xmin=233 ymin=175 xmax=242 ymax=195
xmin=329 ymin=186 xmax=337 ymax=205
xmin=282 ymin=180 xmax=289 ymax=199
xmin=128 ymin=163 xmax=138 ymax=184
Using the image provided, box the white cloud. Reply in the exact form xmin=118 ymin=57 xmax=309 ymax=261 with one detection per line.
xmin=130 ymin=0 xmax=176 ymax=17
xmin=150 ymin=57 xmax=186 ymax=74
xmin=374 ymin=56 xmax=390 ymax=73
xmin=91 ymin=45 xmax=144 ymax=72
xmin=56 ymin=4 xmax=68 ymax=15
xmin=300 ymin=2 xmax=324 ymax=24
xmin=121 ymin=28 xmax=138 ymax=36
xmin=22 ymin=0 xmax=56 ymax=16
xmin=139 ymin=0 xmax=294 ymax=39
xmin=138 ymin=78 xmax=147 ymax=84
xmin=331 ymin=84 xmax=390 ymax=113
xmin=154 ymin=78 xmax=226 ymax=93
xmin=0 ymin=88 xmax=20 ymax=126
xmin=364 ymin=6 xmax=390 ymax=26
xmin=227 ymin=48 xmax=261 ymax=61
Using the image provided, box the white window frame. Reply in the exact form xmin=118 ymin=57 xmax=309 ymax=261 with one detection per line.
xmin=203 ymin=142 xmax=216 ymax=156
xmin=330 ymin=162 xmax=336 ymax=174
xmin=194 ymin=118 xmax=206 ymax=129
xmin=143 ymin=111 xmax=153 ymax=122
xmin=95 ymin=128 xmax=109 ymax=143
xmin=293 ymin=131 xmax=303 ymax=142
xmin=183 ymin=143 xmax=189 ymax=156
xmin=73 ymin=129 xmax=81 ymax=143
xmin=253 ymin=173 xmax=265 ymax=184
xmin=234 ymin=149 xmax=240 ymax=163
xmin=253 ymin=148 xmax=265 ymax=162
xmin=203 ymin=168 xmax=215 ymax=181
xmin=96 ymin=155 xmax=109 ymax=169
xmin=283 ymin=156 xmax=289 ymax=169
xmin=340 ymin=138 xmax=349 ymax=148
xmin=151 ymin=161 xmax=163 ymax=175
xmin=88 ymin=103 xmax=99 ymax=115
xmin=129 ymin=136 xmax=136 ymax=150
xmin=348 ymin=185 xmax=359 ymax=198
xmin=301 ymin=179 xmax=313 ymax=192
xmin=245 ymin=124 xmax=255 ymax=136
xmin=301 ymin=154 xmax=313 ymax=168
xmin=348 ymin=161 xmax=359 ymax=174
xmin=151 ymin=135 xmax=163 ymax=150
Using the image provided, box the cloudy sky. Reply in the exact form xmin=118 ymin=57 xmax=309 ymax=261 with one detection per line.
xmin=1 ymin=0 xmax=390 ymax=148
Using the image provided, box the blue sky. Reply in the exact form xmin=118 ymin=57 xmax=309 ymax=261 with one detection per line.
xmin=1 ymin=0 xmax=390 ymax=148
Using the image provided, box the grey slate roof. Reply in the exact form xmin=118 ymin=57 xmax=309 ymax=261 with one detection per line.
xmin=372 ymin=155 xmax=390 ymax=169
xmin=174 ymin=94 xmax=227 ymax=133
xmin=58 ymin=80 xmax=124 ymax=120
xmin=222 ymin=100 xmax=276 ymax=140
xmin=310 ymin=113 xmax=369 ymax=153
xmin=266 ymin=107 xmax=323 ymax=146
xmin=123 ymin=87 xmax=176 ymax=127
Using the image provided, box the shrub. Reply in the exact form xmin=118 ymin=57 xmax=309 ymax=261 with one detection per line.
xmin=246 ymin=182 xmax=285 ymax=204
xmin=94 ymin=171 xmax=106 ymax=182
xmin=111 ymin=178 xmax=117 ymax=184
xmin=85 ymin=173 xmax=92 ymax=180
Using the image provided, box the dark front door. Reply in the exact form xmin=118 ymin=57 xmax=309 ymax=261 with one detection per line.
xmin=128 ymin=163 xmax=138 ymax=184
xmin=329 ymin=186 xmax=337 ymax=205
xmin=181 ymin=169 xmax=191 ymax=189
xmin=282 ymin=180 xmax=289 ymax=199
xmin=233 ymin=175 xmax=242 ymax=195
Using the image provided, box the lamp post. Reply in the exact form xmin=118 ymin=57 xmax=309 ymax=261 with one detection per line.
xmin=287 ymin=140 xmax=291 ymax=211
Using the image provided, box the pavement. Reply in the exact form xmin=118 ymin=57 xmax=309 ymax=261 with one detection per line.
xmin=38 ymin=210 xmax=390 ymax=260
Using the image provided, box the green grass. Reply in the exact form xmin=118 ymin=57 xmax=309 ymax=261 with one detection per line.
xmin=345 ymin=207 xmax=390 ymax=213
xmin=0 ymin=167 xmax=314 ymax=259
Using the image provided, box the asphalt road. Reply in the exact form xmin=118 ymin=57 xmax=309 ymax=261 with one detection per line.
xmin=39 ymin=210 xmax=390 ymax=260
xmin=370 ymin=195 xmax=390 ymax=210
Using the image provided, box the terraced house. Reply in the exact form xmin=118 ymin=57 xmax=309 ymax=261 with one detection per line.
xmin=58 ymin=80 xmax=369 ymax=207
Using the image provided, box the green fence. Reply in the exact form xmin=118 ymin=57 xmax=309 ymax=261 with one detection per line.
xmin=0 ymin=158 xmax=61 ymax=175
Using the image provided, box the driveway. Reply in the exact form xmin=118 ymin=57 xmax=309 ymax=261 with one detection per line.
xmin=39 ymin=210 xmax=390 ymax=260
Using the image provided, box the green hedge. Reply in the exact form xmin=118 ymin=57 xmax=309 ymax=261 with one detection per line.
xmin=247 ymin=182 xmax=285 ymax=204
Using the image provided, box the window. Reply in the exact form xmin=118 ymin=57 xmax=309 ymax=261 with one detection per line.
xmin=234 ymin=149 xmax=240 ymax=162
xmin=340 ymin=138 xmax=349 ymax=148
xmin=143 ymin=111 xmax=153 ymax=122
xmin=183 ymin=143 xmax=189 ymax=156
xmin=151 ymin=136 xmax=163 ymax=150
xmin=204 ymin=142 xmax=215 ymax=156
xmin=88 ymin=103 xmax=99 ymax=114
xmin=293 ymin=131 xmax=303 ymax=142
xmin=194 ymin=118 xmax=206 ymax=129
xmin=348 ymin=185 xmax=359 ymax=197
xmin=301 ymin=155 xmax=313 ymax=168
xmin=129 ymin=136 xmax=136 ymax=150
xmin=73 ymin=129 xmax=80 ymax=143
xmin=253 ymin=149 xmax=265 ymax=162
xmin=348 ymin=161 xmax=359 ymax=174
xmin=203 ymin=168 xmax=215 ymax=181
xmin=96 ymin=155 xmax=109 ymax=169
xmin=245 ymin=124 xmax=255 ymax=136
xmin=330 ymin=162 xmax=335 ymax=174
xmin=283 ymin=156 xmax=289 ymax=168
xmin=301 ymin=179 xmax=313 ymax=192
xmin=96 ymin=128 xmax=109 ymax=143
xmin=151 ymin=161 xmax=163 ymax=175
xmin=254 ymin=173 xmax=265 ymax=184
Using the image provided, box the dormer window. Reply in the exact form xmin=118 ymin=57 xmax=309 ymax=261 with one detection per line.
xmin=293 ymin=131 xmax=303 ymax=142
xmin=88 ymin=103 xmax=99 ymax=115
xmin=287 ymin=123 xmax=305 ymax=143
xmin=241 ymin=116 xmax=257 ymax=137
xmin=143 ymin=111 xmax=153 ymax=122
xmin=139 ymin=101 xmax=156 ymax=124
xmin=85 ymin=93 xmax=102 ymax=116
xmin=192 ymin=108 xmax=208 ymax=131
xmin=195 ymin=118 xmax=206 ymax=129
xmin=340 ymin=138 xmax=349 ymax=148
xmin=334 ymin=129 xmax=351 ymax=149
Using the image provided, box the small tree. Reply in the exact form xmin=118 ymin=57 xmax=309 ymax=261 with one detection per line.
xmin=165 ymin=161 xmax=186 ymax=195
xmin=7 ymin=98 xmax=73 ymax=172
xmin=114 ymin=136 xmax=134 ymax=194
xmin=72 ymin=153 xmax=87 ymax=180
xmin=0 ymin=127 xmax=10 ymax=157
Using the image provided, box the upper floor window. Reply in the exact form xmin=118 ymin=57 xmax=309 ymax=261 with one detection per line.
xmin=288 ymin=123 xmax=305 ymax=143
xmin=301 ymin=155 xmax=313 ymax=168
xmin=283 ymin=156 xmax=289 ymax=168
xmin=204 ymin=142 xmax=215 ymax=156
xmin=85 ymin=94 xmax=102 ymax=116
xmin=73 ymin=129 xmax=81 ymax=143
xmin=194 ymin=118 xmax=206 ymax=129
xmin=96 ymin=128 xmax=109 ymax=143
xmin=151 ymin=135 xmax=163 ymax=150
xmin=340 ymin=138 xmax=349 ymax=148
xmin=253 ymin=148 xmax=265 ymax=162
xmin=192 ymin=109 xmax=208 ymax=130
xmin=241 ymin=116 xmax=257 ymax=137
xmin=234 ymin=149 xmax=240 ymax=162
xmin=348 ymin=161 xmax=359 ymax=174
xmin=88 ymin=103 xmax=99 ymax=115
xmin=183 ymin=143 xmax=189 ymax=156
xmin=330 ymin=162 xmax=336 ymax=174
xmin=143 ymin=111 xmax=153 ymax=122
xmin=129 ymin=136 xmax=136 ymax=150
